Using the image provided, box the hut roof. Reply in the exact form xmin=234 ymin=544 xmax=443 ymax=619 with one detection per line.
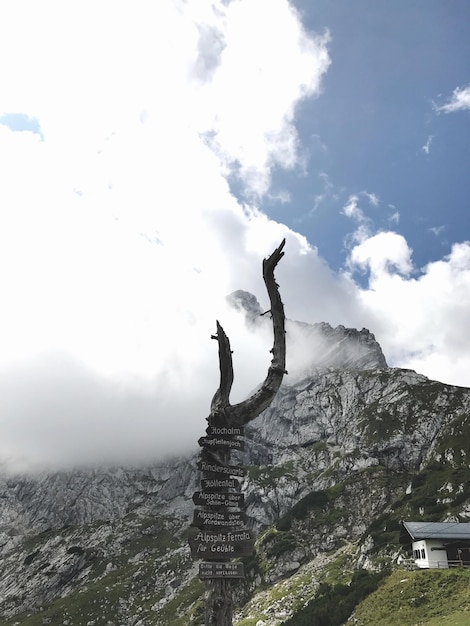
xmin=400 ymin=521 xmax=470 ymax=544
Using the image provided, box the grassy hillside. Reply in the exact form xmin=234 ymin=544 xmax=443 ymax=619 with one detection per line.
xmin=350 ymin=569 xmax=470 ymax=626
xmin=278 ymin=568 xmax=470 ymax=626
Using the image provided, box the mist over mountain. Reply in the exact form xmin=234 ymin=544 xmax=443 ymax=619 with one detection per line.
xmin=0 ymin=292 xmax=386 ymax=474
xmin=228 ymin=289 xmax=387 ymax=375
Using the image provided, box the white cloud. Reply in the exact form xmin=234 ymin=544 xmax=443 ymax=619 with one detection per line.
xmin=303 ymin=171 xmax=337 ymax=219
xmin=268 ymin=190 xmax=292 ymax=204
xmin=0 ymin=0 xmax=334 ymax=471
xmin=435 ymin=85 xmax=470 ymax=113
xmin=362 ymin=191 xmax=379 ymax=207
xmin=341 ymin=194 xmax=378 ymax=252
xmin=422 ymin=135 xmax=433 ymax=154
xmin=342 ymin=194 xmax=365 ymax=222
xmin=347 ymin=236 xmax=470 ymax=388
xmin=0 ymin=1 xmax=469 ymax=473
xmin=347 ymin=232 xmax=413 ymax=278
xmin=193 ymin=0 xmax=331 ymax=197
xmin=341 ymin=191 xmax=380 ymax=225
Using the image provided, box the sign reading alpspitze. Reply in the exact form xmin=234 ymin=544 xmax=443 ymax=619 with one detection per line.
xmin=192 ymin=491 xmax=244 ymax=507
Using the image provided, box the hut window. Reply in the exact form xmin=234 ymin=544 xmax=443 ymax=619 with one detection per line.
xmin=421 ymin=548 xmax=426 ymax=559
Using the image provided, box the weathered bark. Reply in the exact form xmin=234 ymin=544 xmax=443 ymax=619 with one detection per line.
xmin=204 ymin=579 xmax=233 ymax=625
xmin=204 ymin=240 xmax=287 ymax=625
xmin=210 ymin=320 xmax=234 ymax=414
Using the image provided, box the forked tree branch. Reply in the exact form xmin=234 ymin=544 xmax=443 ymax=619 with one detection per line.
xmin=209 ymin=239 xmax=287 ymax=425
xmin=210 ymin=321 xmax=234 ymax=413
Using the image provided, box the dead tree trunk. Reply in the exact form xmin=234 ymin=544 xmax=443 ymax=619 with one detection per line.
xmin=204 ymin=240 xmax=287 ymax=625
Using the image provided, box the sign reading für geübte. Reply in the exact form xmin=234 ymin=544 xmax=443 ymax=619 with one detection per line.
xmin=188 ymin=527 xmax=254 ymax=559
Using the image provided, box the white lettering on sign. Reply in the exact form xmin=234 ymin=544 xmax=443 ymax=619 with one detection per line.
xmin=207 ymin=426 xmax=244 ymax=436
xmin=188 ymin=527 xmax=255 ymax=558
xmin=202 ymin=478 xmax=239 ymax=489
xmin=199 ymin=562 xmax=245 ymax=579
xmin=197 ymin=511 xmax=224 ymax=520
xmin=198 ymin=461 xmax=246 ymax=476
xmin=210 ymin=544 xmax=235 ymax=553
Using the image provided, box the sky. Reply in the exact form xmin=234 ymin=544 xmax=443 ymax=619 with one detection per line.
xmin=0 ymin=0 xmax=469 ymax=472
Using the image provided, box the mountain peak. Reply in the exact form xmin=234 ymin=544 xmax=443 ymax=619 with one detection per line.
xmin=227 ymin=290 xmax=388 ymax=372
xmin=227 ymin=290 xmax=264 ymax=319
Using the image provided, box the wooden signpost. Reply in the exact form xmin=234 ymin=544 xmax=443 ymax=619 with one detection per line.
xmin=189 ymin=240 xmax=287 ymax=626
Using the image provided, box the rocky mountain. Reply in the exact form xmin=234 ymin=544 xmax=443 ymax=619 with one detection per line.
xmin=228 ymin=290 xmax=388 ymax=371
xmin=1 ymin=304 xmax=470 ymax=625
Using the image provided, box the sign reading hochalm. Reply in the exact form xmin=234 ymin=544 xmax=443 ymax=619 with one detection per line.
xmin=189 ymin=240 xmax=287 ymax=626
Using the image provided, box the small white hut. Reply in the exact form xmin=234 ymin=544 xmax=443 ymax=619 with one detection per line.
xmin=400 ymin=521 xmax=470 ymax=569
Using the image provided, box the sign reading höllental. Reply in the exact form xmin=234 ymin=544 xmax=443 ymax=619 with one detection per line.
xmin=201 ymin=477 xmax=240 ymax=491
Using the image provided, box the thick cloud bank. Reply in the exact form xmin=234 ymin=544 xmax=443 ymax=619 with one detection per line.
xmin=0 ymin=1 xmax=469 ymax=471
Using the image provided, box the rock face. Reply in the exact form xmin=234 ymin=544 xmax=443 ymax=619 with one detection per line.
xmin=243 ymin=367 xmax=470 ymax=528
xmin=1 ymin=314 xmax=470 ymax=625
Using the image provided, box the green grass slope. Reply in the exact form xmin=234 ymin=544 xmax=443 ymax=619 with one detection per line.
xmin=350 ymin=569 xmax=470 ymax=626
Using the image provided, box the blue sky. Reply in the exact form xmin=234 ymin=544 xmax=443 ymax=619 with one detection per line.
xmin=259 ymin=0 xmax=470 ymax=274
xmin=0 ymin=0 xmax=469 ymax=470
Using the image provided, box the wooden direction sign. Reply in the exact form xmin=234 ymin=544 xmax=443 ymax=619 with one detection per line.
xmin=197 ymin=459 xmax=246 ymax=478
xmin=188 ymin=527 xmax=255 ymax=559
xmin=198 ymin=436 xmax=245 ymax=451
xmin=192 ymin=491 xmax=244 ymax=508
xmin=201 ymin=477 xmax=240 ymax=491
xmin=199 ymin=561 xmax=244 ymax=580
xmin=206 ymin=425 xmax=244 ymax=437
xmin=193 ymin=509 xmax=247 ymax=529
